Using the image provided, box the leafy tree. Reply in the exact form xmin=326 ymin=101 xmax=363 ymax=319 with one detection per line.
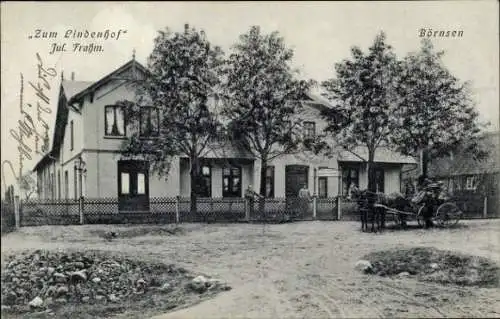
xmin=320 ymin=32 xmax=400 ymax=194
xmin=392 ymin=39 xmax=487 ymax=177
xmin=223 ymin=26 xmax=313 ymax=198
xmin=121 ymin=24 xmax=225 ymax=215
xmin=19 ymin=172 xmax=37 ymax=200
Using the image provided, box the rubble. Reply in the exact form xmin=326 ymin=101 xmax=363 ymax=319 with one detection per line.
xmin=1 ymin=249 xmax=231 ymax=316
xmin=28 ymin=297 xmax=43 ymax=308
xmin=354 ymin=260 xmax=373 ymax=274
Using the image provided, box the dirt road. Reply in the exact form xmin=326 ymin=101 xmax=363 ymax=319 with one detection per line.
xmin=2 ymin=220 xmax=500 ymax=318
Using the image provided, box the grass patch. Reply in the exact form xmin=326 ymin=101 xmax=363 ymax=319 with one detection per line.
xmin=362 ymin=247 xmax=500 ymax=287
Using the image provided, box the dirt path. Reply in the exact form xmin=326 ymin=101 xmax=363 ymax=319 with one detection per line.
xmin=2 ymin=220 xmax=500 ymax=318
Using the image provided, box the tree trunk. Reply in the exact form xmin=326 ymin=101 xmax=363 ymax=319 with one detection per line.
xmin=367 ymin=150 xmax=376 ymax=193
xmin=421 ymin=149 xmax=429 ymax=178
xmin=258 ymin=158 xmax=267 ymax=218
xmin=367 ymin=150 xmax=378 ymax=230
xmin=189 ymin=157 xmax=199 ymax=217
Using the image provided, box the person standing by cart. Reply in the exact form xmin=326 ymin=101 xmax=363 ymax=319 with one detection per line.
xmin=417 ymin=175 xmax=435 ymax=229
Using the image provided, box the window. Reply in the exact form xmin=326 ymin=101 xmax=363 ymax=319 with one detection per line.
xmin=195 ymin=165 xmax=211 ymax=197
xmin=265 ymin=166 xmax=275 ymax=198
xmin=318 ymin=177 xmax=328 ymax=198
xmin=465 ymin=176 xmax=477 ymax=190
xmin=57 ymin=171 xmax=61 ymax=199
xmin=37 ymin=174 xmax=42 ymax=198
xmin=64 ymin=171 xmax=69 ymax=200
xmin=73 ymin=167 xmax=78 ymax=200
xmin=137 ymin=173 xmax=146 ymax=195
xmin=70 ymin=120 xmax=74 ymax=150
xmin=140 ymin=107 xmax=160 ymax=137
xmin=223 ymin=166 xmax=242 ymax=197
xmin=105 ymin=105 xmax=126 ymax=136
xmin=120 ymin=172 xmax=130 ymax=194
xmin=341 ymin=167 xmax=359 ymax=196
xmin=447 ymin=178 xmax=454 ymax=194
xmin=304 ymin=121 xmax=316 ymax=139
xmin=375 ymin=168 xmax=385 ymax=193
xmin=51 ymin=173 xmax=55 ymax=199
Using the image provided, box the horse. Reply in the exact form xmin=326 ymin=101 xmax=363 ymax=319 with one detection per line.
xmin=376 ymin=192 xmax=414 ymax=229
xmin=350 ymin=188 xmax=383 ymax=232
xmin=350 ymin=188 xmax=412 ymax=232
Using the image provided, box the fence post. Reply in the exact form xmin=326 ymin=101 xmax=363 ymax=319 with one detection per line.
xmin=14 ymin=195 xmax=20 ymax=229
xmin=175 ymin=196 xmax=180 ymax=224
xmin=312 ymin=196 xmax=317 ymax=220
xmin=79 ymin=196 xmax=85 ymax=224
xmin=483 ymin=196 xmax=488 ymax=219
xmin=244 ymin=197 xmax=250 ymax=222
xmin=337 ymin=196 xmax=342 ymax=220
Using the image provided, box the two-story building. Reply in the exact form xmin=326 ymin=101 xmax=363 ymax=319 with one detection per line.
xmin=33 ymin=58 xmax=416 ymax=211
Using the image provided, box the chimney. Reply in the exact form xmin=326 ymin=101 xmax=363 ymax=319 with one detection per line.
xmin=71 ymin=72 xmax=75 ymax=81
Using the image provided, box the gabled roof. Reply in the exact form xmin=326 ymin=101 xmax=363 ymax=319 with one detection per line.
xmin=429 ymin=131 xmax=500 ymax=176
xmin=68 ymin=59 xmax=148 ymax=104
xmin=62 ymin=80 xmax=93 ymax=101
xmin=33 ymin=59 xmax=148 ymax=172
xmin=33 ymin=152 xmax=56 ymax=172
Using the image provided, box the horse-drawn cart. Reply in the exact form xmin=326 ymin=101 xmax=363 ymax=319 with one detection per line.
xmin=374 ymin=200 xmax=462 ymax=228
xmin=352 ymin=181 xmax=463 ymax=231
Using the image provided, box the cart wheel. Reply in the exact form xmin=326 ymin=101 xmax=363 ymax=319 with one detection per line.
xmin=435 ymin=202 xmax=462 ymax=227
xmin=416 ymin=205 xmax=425 ymax=228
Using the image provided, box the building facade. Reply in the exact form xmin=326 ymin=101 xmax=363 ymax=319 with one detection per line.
xmin=33 ymin=59 xmax=416 ymax=211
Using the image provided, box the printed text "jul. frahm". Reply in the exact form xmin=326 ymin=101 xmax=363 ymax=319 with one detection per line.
xmin=49 ymin=42 xmax=103 ymax=55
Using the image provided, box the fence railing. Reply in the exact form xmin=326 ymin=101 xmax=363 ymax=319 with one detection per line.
xmin=18 ymin=196 xmax=340 ymax=226
xmin=13 ymin=193 xmax=499 ymax=228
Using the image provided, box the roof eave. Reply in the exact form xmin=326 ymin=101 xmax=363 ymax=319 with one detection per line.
xmin=68 ymin=60 xmax=148 ymax=104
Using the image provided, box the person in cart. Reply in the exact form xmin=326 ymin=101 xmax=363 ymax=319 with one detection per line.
xmin=416 ymin=175 xmax=436 ymax=229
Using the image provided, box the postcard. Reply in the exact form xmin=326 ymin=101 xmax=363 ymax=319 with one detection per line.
xmin=1 ymin=2 xmax=499 ymax=319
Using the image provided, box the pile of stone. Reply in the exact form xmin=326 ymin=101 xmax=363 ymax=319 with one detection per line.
xmin=1 ymin=250 xmax=230 ymax=315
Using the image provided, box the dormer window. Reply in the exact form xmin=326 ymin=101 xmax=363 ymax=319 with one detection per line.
xmin=105 ymin=105 xmax=126 ymax=137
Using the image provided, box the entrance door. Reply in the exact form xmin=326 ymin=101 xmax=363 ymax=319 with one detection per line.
xmin=118 ymin=160 xmax=150 ymax=211
xmin=285 ymin=165 xmax=309 ymax=198
xmin=285 ymin=165 xmax=309 ymax=216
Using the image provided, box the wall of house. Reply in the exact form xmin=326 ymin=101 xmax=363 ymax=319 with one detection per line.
xmin=36 ymin=156 xmax=77 ymax=201
xmin=179 ymin=161 xmax=254 ymax=198
xmin=83 ymin=151 xmax=180 ymax=198
xmin=83 ymin=69 xmax=141 ymax=153
xmin=384 ymin=165 xmax=402 ymax=194
xmin=61 ymin=108 xmax=84 ymax=165
xmin=247 ymin=101 xmax=340 ymax=198
xmin=337 ymin=162 xmax=402 ymax=196
xmin=84 ymin=151 xmax=115 ymax=198
xmin=266 ymin=153 xmax=340 ymax=198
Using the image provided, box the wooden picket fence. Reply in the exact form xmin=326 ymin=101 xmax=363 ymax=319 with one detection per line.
xmin=18 ymin=196 xmax=341 ymax=227
xmin=12 ymin=193 xmax=497 ymax=228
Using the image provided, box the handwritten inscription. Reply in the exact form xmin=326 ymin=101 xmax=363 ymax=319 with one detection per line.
xmin=2 ymin=53 xmax=56 ymax=194
xmin=28 ymin=28 xmax=127 ymax=55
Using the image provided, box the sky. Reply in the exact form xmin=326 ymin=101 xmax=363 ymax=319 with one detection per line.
xmin=1 ymin=1 xmax=499 ymax=189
